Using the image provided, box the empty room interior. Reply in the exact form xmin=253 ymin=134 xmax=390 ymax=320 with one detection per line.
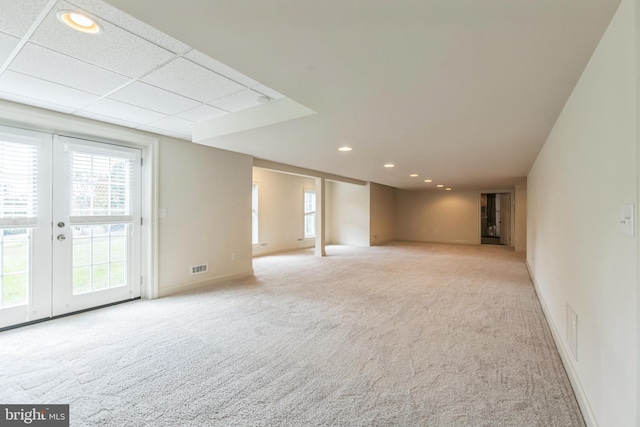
xmin=0 ymin=0 xmax=638 ymax=425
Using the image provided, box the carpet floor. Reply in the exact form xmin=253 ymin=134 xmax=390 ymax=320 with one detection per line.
xmin=0 ymin=242 xmax=584 ymax=426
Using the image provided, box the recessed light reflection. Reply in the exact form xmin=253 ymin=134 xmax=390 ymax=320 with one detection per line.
xmin=57 ymin=11 xmax=102 ymax=34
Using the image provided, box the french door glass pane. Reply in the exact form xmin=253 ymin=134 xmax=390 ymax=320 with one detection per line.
xmin=1 ymin=228 xmax=30 ymax=307
xmin=72 ymin=224 xmax=128 ymax=295
xmin=71 ymin=153 xmax=131 ymax=217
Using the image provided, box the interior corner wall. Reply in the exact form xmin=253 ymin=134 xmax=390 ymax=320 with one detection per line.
xmin=252 ymin=168 xmax=315 ymax=256
xmin=395 ymin=190 xmax=480 ymax=245
xmin=369 ymin=182 xmax=396 ymax=245
xmin=159 ymin=139 xmax=253 ymax=296
xmin=527 ymin=0 xmax=637 ymax=425
xmin=514 ymin=180 xmax=527 ymax=253
xmin=326 ymin=181 xmax=370 ymax=246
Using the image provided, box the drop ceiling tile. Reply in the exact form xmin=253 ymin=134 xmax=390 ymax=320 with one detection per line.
xmin=0 ymin=0 xmax=51 ymax=37
xmin=184 ymin=49 xmax=259 ymax=88
xmin=30 ymin=1 xmax=175 ymax=78
xmin=68 ymin=0 xmax=190 ymax=54
xmin=109 ymin=81 xmax=200 ymax=115
xmin=143 ymin=57 xmax=244 ymax=103
xmin=9 ymin=43 xmax=130 ymax=95
xmin=0 ymin=32 xmax=20 ymax=64
xmin=73 ymin=110 xmax=140 ymax=129
xmin=175 ymin=105 xmax=227 ymax=122
xmin=252 ymin=84 xmax=286 ymax=100
xmin=145 ymin=116 xmax=194 ymax=136
xmin=0 ymin=71 xmax=99 ymax=109
xmin=209 ymin=90 xmax=261 ymax=113
xmin=82 ymin=98 xmax=166 ymax=124
xmin=0 ymin=91 xmax=75 ymax=114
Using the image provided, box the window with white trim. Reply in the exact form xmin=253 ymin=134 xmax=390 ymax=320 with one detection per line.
xmin=0 ymin=138 xmax=38 ymax=308
xmin=252 ymin=183 xmax=259 ymax=244
xmin=304 ymin=189 xmax=316 ymax=238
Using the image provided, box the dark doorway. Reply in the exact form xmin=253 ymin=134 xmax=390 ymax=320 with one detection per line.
xmin=480 ymin=193 xmax=511 ymax=246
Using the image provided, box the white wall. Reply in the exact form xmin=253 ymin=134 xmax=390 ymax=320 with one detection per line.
xmin=370 ymin=183 xmax=396 ymax=245
xmin=252 ymin=168 xmax=315 ymax=256
xmin=395 ymin=190 xmax=480 ymax=245
xmin=527 ymin=0 xmax=637 ymax=425
xmin=158 ymin=141 xmax=253 ymax=295
xmin=327 ymin=181 xmax=370 ymax=246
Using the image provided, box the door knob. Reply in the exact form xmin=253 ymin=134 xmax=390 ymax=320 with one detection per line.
xmin=57 ymin=234 xmax=66 ymax=241
xmin=57 ymin=221 xmax=65 ymax=228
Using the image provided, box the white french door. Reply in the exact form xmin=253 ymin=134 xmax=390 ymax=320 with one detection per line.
xmin=0 ymin=127 xmax=141 ymax=329
xmin=52 ymin=136 xmax=141 ymax=316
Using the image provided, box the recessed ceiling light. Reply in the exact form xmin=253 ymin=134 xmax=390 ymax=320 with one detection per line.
xmin=445 ymin=188 xmax=452 ymax=191
xmin=256 ymin=95 xmax=272 ymax=104
xmin=424 ymin=179 xmax=432 ymax=183
xmin=384 ymin=163 xmax=395 ymax=168
xmin=409 ymin=174 xmax=418 ymax=177
xmin=437 ymin=184 xmax=444 ymax=188
xmin=57 ymin=11 xmax=102 ymax=34
xmin=338 ymin=146 xmax=352 ymax=152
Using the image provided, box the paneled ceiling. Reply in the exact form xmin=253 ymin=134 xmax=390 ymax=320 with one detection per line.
xmin=0 ymin=0 xmax=623 ymax=189
xmin=0 ymin=0 xmax=284 ymax=140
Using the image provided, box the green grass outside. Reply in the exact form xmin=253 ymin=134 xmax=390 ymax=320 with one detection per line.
xmin=1 ymin=229 xmax=129 ymax=307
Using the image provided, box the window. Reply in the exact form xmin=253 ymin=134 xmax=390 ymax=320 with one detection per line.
xmin=304 ymin=189 xmax=316 ymax=238
xmin=0 ymin=138 xmax=38 ymax=308
xmin=252 ymin=183 xmax=258 ymax=244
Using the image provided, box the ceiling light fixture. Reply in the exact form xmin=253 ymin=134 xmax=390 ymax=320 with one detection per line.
xmin=424 ymin=179 xmax=432 ymax=183
xmin=446 ymin=188 xmax=452 ymax=191
xmin=410 ymin=174 xmax=418 ymax=177
xmin=384 ymin=163 xmax=395 ymax=168
xmin=57 ymin=11 xmax=102 ymax=34
xmin=437 ymin=184 xmax=444 ymax=188
xmin=338 ymin=146 xmax=352 ymax=152
xmin=256 ymin=95 xmax=272 ymax=104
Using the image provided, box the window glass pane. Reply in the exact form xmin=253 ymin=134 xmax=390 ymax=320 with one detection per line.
xmin=72 ymin=224 xmax=129 ymax=295
xmin=304 ymin=213 xmax=316 ymax=238
xmin=0 ymin=142 xmax=38 ymax=220
xmin=252 ymin=184 xmax=259 ymax=244
xmin=70 ymin=152 xmax=132 ymax=217
xmin=304 ymin=190 xmax=316 ymax=213
xmin=0 ymin=228 xmax=29 ymax=308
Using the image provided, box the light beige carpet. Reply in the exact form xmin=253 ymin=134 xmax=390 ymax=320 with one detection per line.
xmin=0 ymin=242 xmax=584 ymax=426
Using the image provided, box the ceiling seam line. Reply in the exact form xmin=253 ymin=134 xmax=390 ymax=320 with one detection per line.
xmin=0 ymin=0 xmax=59 ymax=75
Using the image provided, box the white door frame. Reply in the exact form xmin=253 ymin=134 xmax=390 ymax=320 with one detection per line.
xmin=478 ymin=189 xmax=515 ymax=247
xmin=0 ymin=101 xmax=160 ymax=300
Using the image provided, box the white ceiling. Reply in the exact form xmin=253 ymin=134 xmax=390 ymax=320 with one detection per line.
xmin=1 ymin=0 xmax=622 ymax=190
xmin=0 ymin=0 xmax=285 ymax=140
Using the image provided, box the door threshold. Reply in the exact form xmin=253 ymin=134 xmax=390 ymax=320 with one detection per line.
xmin=0 ymin=297 xmax=141 ymax=333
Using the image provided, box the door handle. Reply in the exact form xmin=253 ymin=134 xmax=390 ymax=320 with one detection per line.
xmin=57 ymin=234 xmax=66 ymax=241
xmin=57 ymin=221 xmax=65 ymax=228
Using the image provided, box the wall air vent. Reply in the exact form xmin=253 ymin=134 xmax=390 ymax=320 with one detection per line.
xmin=190 ymin=264 xmax=208 ymax=275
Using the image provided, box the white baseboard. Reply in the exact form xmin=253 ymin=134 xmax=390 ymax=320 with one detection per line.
xmin=158 ymin=270 xmax=253 ymax=298
xmin=525 ymin=261 xmax=598 ymax=427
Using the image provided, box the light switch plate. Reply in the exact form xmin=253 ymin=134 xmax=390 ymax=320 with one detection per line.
xmin=621 ymin=204 xmax=634 ymax=237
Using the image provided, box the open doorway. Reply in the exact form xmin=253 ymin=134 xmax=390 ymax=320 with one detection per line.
xmin=480 ymin=193 xmax=512 ymax=246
